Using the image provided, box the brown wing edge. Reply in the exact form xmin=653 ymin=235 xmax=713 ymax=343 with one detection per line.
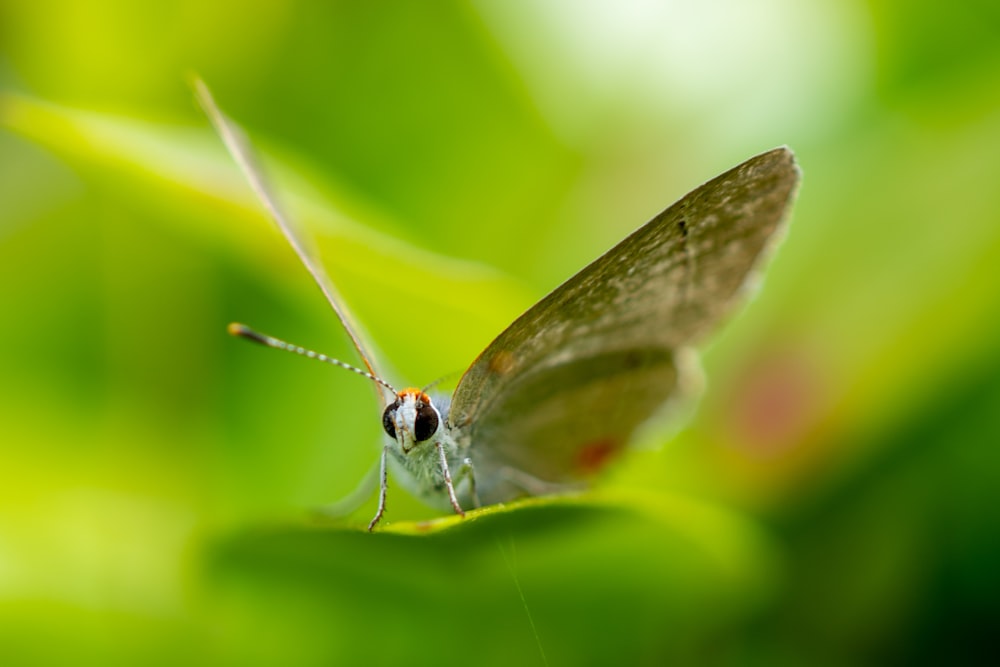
xmin=715 ymin=146 xmax=801 ymax=322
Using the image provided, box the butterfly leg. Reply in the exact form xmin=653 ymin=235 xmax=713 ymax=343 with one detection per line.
xmin=457 ymin=458 xmax=481 ymax=508
xmin=314 ymin=456 xmax=380 ymax=520
xmin=498 ymin=466 xmax=584 ymax=497
xmin=436 ymin=442 xmax=466 ymax=517
xmin=367 ymin=446 xmax=390 ymax=532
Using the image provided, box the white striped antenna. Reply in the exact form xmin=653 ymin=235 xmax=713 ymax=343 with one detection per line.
xmin=228 ymin=323 xmax=397 ymax=395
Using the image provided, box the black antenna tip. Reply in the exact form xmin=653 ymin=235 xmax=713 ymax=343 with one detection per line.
xmin=227 ymin=322 xmax=269 ymax=346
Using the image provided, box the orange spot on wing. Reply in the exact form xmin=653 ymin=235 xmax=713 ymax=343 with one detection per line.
xmin=575 ymin=437 xmax=623 ymax=474
xmin=488 ymin=350 xmax=516 ymax=376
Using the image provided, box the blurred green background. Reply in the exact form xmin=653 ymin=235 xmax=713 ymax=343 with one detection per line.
xmin=2 ymin=1 xmax=999 ymax=665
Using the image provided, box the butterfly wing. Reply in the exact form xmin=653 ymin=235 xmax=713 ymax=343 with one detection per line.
xmin=193 ymin=77 xmax=387 ymax=406
xmin=448 ymin=147 xmax=799 ymax=502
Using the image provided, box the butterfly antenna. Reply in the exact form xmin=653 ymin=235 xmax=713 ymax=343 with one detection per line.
xmin=421 ymin=370 xmax=463 ymax=394
xmin=192 ymin=76 xmax=384 ymax=388
xmin=228 ymin=323 xmax=397 ymax=394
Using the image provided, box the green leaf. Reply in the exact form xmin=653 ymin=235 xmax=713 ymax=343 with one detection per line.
xmin=203 ymin=493 xmax=779 ymax=665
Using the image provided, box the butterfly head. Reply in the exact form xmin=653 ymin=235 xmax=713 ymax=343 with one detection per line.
xmin=382 ymin=388 xmax=440 ymax=453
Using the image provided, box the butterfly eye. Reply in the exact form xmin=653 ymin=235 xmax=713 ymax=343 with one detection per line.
xmin=413 ymin=404 xmax=440 ymax=442
xmin=382 ymin=401 xmax=400 ymax=439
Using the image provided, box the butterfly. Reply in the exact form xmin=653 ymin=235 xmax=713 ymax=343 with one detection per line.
xmin=194 ymin=78 xmax=799 ymax=531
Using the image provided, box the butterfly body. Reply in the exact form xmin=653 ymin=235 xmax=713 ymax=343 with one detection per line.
xmin=381 ymin=389 xmax=475 ymax=514
xmin=384 ymin=427 xmax=468 ymax=511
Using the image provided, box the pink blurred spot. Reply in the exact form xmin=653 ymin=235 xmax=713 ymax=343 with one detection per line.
xmin=721 ymin=343 xmax=826 ymax=457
